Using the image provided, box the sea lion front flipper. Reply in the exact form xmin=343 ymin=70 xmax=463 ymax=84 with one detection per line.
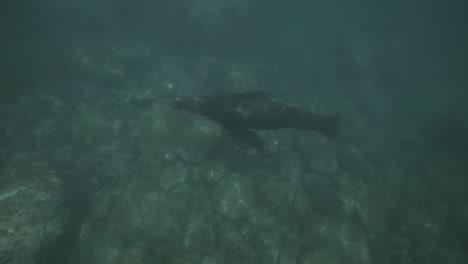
xmin=201 ymin=91 xmax=272 ymax=101
xmin=235 ymin=91 xmax=272 ymax=100
xmin=222 ymin=125 xmax=266 ymax=151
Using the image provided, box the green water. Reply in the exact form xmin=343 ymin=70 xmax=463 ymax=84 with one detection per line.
xmin=1 ymin=1 xmax=467 ymax=264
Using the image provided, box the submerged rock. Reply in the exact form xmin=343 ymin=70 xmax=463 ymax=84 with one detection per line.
xmin=139 ymin=108 xmax=221 ymax=165
xmin=159 ymin=162 xmax=190 ymax=191
xmin=294 ymin=132 xmax=338 ymax=175
xmin=66 ymin=233 xmax=123 ymax=264
xmin=337 ymin=144 xmax=379 ymax=182
xmin=277 ymin=234 xmax=301 ymax=264
xmin=0 ymin=154 xmax=68 ymax=264
xmin=256 ymin=231 xmax=282 ymax=264
xmin=300 ymin=250 xmax=342 ymax=264
xmin=110 ymin=184 xmax=176 ymax=243
xmin=118 ymin=245 xmax=156 ymax=264
xmin=196 ymin=160 xmax=229 ymax=184
xmin=182 ymin=212 xmax=215 ymax=251
xmin=259 ymin=176 xmax=297 ymax=208
xmin=212 ymin=174 xmax=254 ymax=221
xmin=392 ymin=179 xmax=449 ymax=256
xmin=300 ymin=212 xmax=371 ymax=264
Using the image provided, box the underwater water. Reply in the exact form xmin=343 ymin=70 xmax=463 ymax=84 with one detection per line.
xmin=1 ymin=0 xmax=468 ymax=263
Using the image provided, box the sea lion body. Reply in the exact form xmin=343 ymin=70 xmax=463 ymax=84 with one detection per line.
xmin=173 ymin=91 xmax=338 ymax=150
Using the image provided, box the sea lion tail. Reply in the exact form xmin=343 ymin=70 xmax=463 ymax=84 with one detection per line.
xmin=317 ymin=115 xmax=340 ymax=139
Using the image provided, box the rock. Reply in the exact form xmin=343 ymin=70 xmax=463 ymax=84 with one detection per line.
xmin=256 ymin=231 xmax=282 ymax=264
xmin=0 ymin=154 xmax=68 ymax=264
xmin=118 ymin=245 xmax=155 ymax=264
xmin=196 ymin=160 xmax=229 ymax=184
xmin=390 ymin=251 xmax=414 ymax=264
xmin=300 ymin=250 xmax=342 ymax=264
xmin=212 ymin=174 xmax=254 ymax=221
xmin=278 ymin=235 xmax=301 ymax=264
xmin=274 ymin=150 xmax=304 ymax=180
xmin=294 ymin=132 xmax=338 ymax=175
xmin=337 ymin=144 xmax=378 ymax=182
xmin=182 ymin=212 xmax=215 ymax=251
xmin=110 ymin=183 xmax=176 ymax=243
xmin=176 ymin=119 xmax=223 ymax=164
xmin=216 ymin=223 xmax=256 ymax=263
xmin=336 ymin=177 xmax=390 ymax=233
xmin=72 ymin=105 xmax=115 ymax=147
xmin=303 ymin=173 xmax=346 ymax=220
xmin=293 ymin=188 xmax=311 ymax=217
xmin=159 ymin=162 xmax=190 ymax=191
xmin=300 ymin=212 xmax=371 ymax=264
xmin=247 ymin=207 xmax=276 ymax=230
xmin=74 ymin=143 xmax=136 ymax=189
xmin=138 ymin=107 xmax=190 ymax=164
xmin=139 ymin=108 xmax=221 ymax=165
xmin=202 ymin=254 xmax=224 ymax=264
xmin=391 ymin=175 xmax=449 ymax=256
xmin=89 ymin=190 xmax=116 ymax=225
xmin=66 ymin=233 xmax=123 ymax=264
xmin=259 ymin=176 xmax=295 ymax=208
xmin=430 ymin=248 xmax=468 ymax=264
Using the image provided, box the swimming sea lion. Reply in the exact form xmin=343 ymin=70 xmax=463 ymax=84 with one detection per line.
xmin=173 ymin=91 xmax=339 ymax=151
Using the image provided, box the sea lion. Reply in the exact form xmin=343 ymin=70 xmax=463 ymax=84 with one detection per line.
xmin=173 ymin=91 xmax=339 ymax=151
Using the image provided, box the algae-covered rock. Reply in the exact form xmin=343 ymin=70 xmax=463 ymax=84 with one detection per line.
xmin=256 ymin=231 xmax=282 ymax=264
xmin=212 ymin=173 xmax=254 ymax=221
xmin=430 ymin=248 xmax=468 ymax=264
xmin=400 ymin=203 xmax=448 ymax=254
xmin=139 ymin=108 xmax=221 ymax=165
xmin=336 ymin=176 xmax=390 ymax=233
xmin=196 ymin=160 xmax=229 ymax=184
xmin=159 ymin=162 xmax=190 ymax=191
xmin=293 ymin=187 xmax=311 ymax=218
xmin=89 ymin=190 xmax=116 ymax=225
xmin=118 ymin=245 xmax=156 ymax=264
xmin=300 ymin=212 xmax=371 ymax=264
xmin=110 ymin=183 xmax=176 ymax=243
xmin=392 ymin=181 xmax=448 ymax=255
xmin=176 ymin=118 xmax=223 ymax=164
xmin=273 ymin=150 xmax=304 ymax=180
xmin=66 ymin=233 xmax=123 ymax=264
xmin=277 ymin=234 xmax=301 ymax=264
xmin=72 ymin=105 xmax=117 ymax=147
xmin=247 ymin=207 xmax=276 ymax=230
xmin=0 ymin=154 xmax=68 ymax=264
xmin=182 ymin=212 xmax=215 ymax=251
xmin=303 ymin=173 xmax=346 ymax=220
xmin=300 ymin=250 xmax=342 ymax=264
xmin=337 ymin=144 xmax=378 ymax=182
xmin=74 ymin=143 xmax=136 ymax=189
xmin=201 ymin=254 xmax=224 ymax=264
xmin=259 ymin=176 xmax=295 ymax=208
xmin=295 ymin=132 xmax=338 ymax=175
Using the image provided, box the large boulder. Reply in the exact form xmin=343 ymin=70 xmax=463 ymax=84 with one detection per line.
xmin=0 ymin=154 xmax=68 ymax=264
xmin=212 ymin=173 xmax=255 ymax=221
